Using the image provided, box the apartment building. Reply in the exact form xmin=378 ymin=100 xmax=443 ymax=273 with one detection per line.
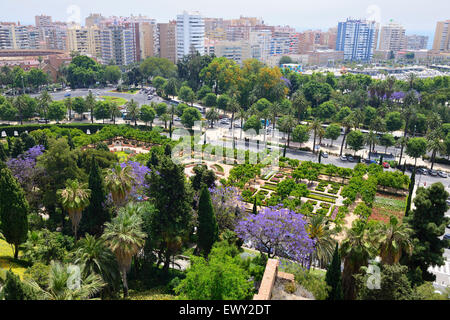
xmin=336 ymin=18 xmax=377 ymax=61
xmin=176 ymin=11 xmax=205 ymax=60
xmin=158 ymin=21 xmax=177 ymax=63
xmin=378 ymin=22 xmax=407 ymax=52
xmin=214 ymin=40 xmax=251 ymax=65
xmin=432 ymin=20 xmax=450 ymax=52
xmin=67 ymin=25 xmax=101 ymax=58
xmin=100 ymin=25 xmax=136 ymax=65
xmin=406 ymin=35 xmax=429 ymax=50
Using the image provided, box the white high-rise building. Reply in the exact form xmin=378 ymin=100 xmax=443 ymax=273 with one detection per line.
xmin=176 ymin=11 xmax=205 ymax=60
xmin=378 ymin=22 xmax=407 ymax=52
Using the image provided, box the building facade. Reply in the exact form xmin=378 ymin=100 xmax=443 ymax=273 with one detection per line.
xmin=158 ymin=21 xmax=177 ymax=63
xmin=432 ymin=20 xmax=450 ymax=52
xmin=176 ymin=11 xmax=205 ymax=60
xmin=336 ymin=18 xmax=377 ymax=61
xmin=378 ymin=22 xmax=407 ymax=52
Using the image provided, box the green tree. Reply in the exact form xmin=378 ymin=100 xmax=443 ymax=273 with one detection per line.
xmin=205 ymin=107 xmax=220 ymax=128
xmin=378 ymin=215 xmax=413 ymax=265
xmin=203 ymin=93 xmax=217 ymax=107
xmin=324 ymin=124 xmax=341 ymax=147
xmin=379 ymin=133 xmax=395 ymax=154
xmin=104 ymin=164 xmax=134 ymax=207
xmin=126 ymin=99 xmax=140 ymax=126
xmin=197 ymin=186 xmax=219 ymax=257
xmin=80 ymin=157 xmax=109 ymax=236
xmin=0 ymin=167 xmax=29 ymax=259
xmin=154 ymin=102 xmax=168 ymax=117
xmin=85 ymin=91 xmax=96 ymax=124
xmin=47 ymin=101 xmax=67 ymax=122
xmin=325 ymin=243 xmax=343 ymax=300
xmin=38 ymin=90 xmax=52 ymax=122
xmin=175 ymin=242 xmax=253 ymax=300
xmin=178 ymin=86 xmax=196 ymax=106
xmin=385 ymin=112 xmax=404 ymax=132
xmin=403 ymin=183 xmax=450 ymax=285
xmin=244 ymin=115 xmax=262 ymax=135
xmin=181 ymin=107 xmax=202 ymax=129
xmin=26 ymin=261 xmax=105 ymax=300
xmin=346 ymin=130 xmax=365 ymax=156
xmin=140 ymin=104 xmax=156 ymax=128
xmin=355 ymin=263 xmax=415 ymax=300
xmin=102 ymin=206 xmax=146 ymax=298
xmin=104 ymin=65 xmax=121 ymax=84
xmin=57 ymin=179 xmax=91 ymax=241
xmin=406 ymin=137 xmax=427 ymax=168
xmin=292 ymin=124 xmax=310 ymax=146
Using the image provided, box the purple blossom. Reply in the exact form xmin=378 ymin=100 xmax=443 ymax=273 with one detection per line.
xmin=6 ymin=145 xmax=45 ymax=186
xmin=209 ymin=186 xmax=246 ymax=230
xmin=235 ymin=206 xmax=315 ymax=265
xmin=119 ymin=161 xmax=151 ymax=201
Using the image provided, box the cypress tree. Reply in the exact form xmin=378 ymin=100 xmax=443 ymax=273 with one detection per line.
xmin=325 ymin=243 xmax=344 ymax=300
xmin=147 ymin=149 xmax=159 ymax=168
xmin=80 ymin=157 xmax=109 ymax=236
xmin=0 ymin=168 xmax=29 ymax=259
xmin=6 ymin=136 xmax=12 ymax=155
xmin=3 ymin=271 xmax=26 ymax=300
xmin=405 ymin=170 xmax=415 ymax=216
xmin=67 ymin=133 xmax=75 ymax=150
xmin=164 ymin=143 xmax=172 ymax=156
xmin=10 ymin=138 xmax=23 ymax=158
xmin=252 ymin=197 xmax=258 ymax=215
xmin=20 ymin=132 xmax=35 ymax=151
xmin=0 ymin=142 xmax=7 ymax=162
xmin=197 ymin=186 xmax=219 ymax=257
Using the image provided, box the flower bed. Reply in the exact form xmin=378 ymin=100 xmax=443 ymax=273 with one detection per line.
xmin=306 ymin=194 xmax=336 ymax=204
xmin=270 ymin=177 xmax=281 ymax=183
xmin=320 ymin=203 xmax=331 ymax=209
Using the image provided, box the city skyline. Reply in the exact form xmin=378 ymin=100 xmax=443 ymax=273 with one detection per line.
xmin=1 ymin=0 xmax=448 ymax=39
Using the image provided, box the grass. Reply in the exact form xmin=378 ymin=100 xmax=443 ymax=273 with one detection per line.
xmin=371 ymin=195 xmax=407 ymax=223
xmin=109 ymin=89 xmax=139 ymax=95
xmin=306 ymin=194 xmax=336 ymax=204
xmin=115 ymin=151 xmax=130 ymax=163
xmin=100 ymin=96 xmax=128 ymax=106
xmin=128 ymin=287 xmax=177 ymax=300
xmin=213 ymin=164 xmax=224 ymax=173
xmin=0 ymin=239 xmax=28 ymax=279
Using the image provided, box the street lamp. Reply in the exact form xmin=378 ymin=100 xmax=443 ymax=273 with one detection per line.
xmin=21 ymin=75 xmax=25 ymax=95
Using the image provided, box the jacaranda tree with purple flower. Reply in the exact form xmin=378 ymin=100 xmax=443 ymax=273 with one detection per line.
xmin=119 ymin=161 xmax=151 ymax=201
xmin=209 ymin=186 xmax=246 ymax=231
xmin=235 ymin=206 xmax=315 ymax=266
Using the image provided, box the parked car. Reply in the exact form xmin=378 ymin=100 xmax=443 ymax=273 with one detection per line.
xmin=438 ymin=171 xmax=448 ymax=178
xmin=364 ymin=159 xmax=377 ymax=164
xmin=428 ymin=169 xmax=438 ymax=176
xmin=443 ymin=234 xmax=450 ymax=241
xmin=417 ymin=168 xmax=428 ymax=175
xmin=382 ymin=162 xmax=390 ymax=169
xmin=340 ymin=156 xmax=347 ymax=161
xmin=37 ymin=119 xmax=48 ymax=123
xmin=174 ymin=117 xmax=181 ymax=121
xmin=321 ymin=152 xmax=328 ymax=158
xmin=347 ymin=156 xmax=355 ymax=162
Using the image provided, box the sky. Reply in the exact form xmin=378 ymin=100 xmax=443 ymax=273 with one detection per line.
xmin=1 ymin=0 xmax=448 ymax=39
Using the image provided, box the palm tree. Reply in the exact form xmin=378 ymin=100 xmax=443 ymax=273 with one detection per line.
xmin=75 ymin=234 xmax=121 ymax=297
xmin=236 ymin=108 xmax=248 ymax=139
xmin=310 ymin=119 xmax=322 ymax=154
xmin=25 ymin=261 xmax=105 ymax=300
xmin=307 ymin=215 xmax=337 ymax=269
xmin=108 ymin=102 xmax=121 ymax=125
xmin=13 ymin=95 xmax=28 ymax=125
xmin=38 ymin=90 xmax=52 ymax=123
xmin=291 ymin=90 xmax=309 ymax=123
xmin=398 ymin=96 xmax=417 ymax=165
xmin=339 ymin=115 xmax=353 ymax=156
xmin=57 ymin=179 xmax=91 ymax=240
xmin=102 ymin=209 xmax=146 ymax=298
xmin=340 ymin=219 xmax=378 ymax=300
xmin=104 ymin=164 xmax=134 ymax=207
xmin=126 ymin=99 xmax=140 ymax=126
xmin=65 ymin=96 xmax=73 ymax=121
xmin=160 ymin=113 xmax=171 ymax=129
xmin=278 ymin=115 xmax=296 ymax=148
xmin=427 ymin=129 xmax=445 ymax=170
xmin=378 ymin=216 xmax=413 ymax=265
xmin=270 ymin=101 xmax=283 ymax=130
xmin=365 ymin=131 xmax=378 ymax=159
xmin=85 ymin=91 xmax=96 ymax=124
xmin=227 ymin=98 xmax=240 ymax=130
xmin=205 ymin=107 xmax=220 ymax=128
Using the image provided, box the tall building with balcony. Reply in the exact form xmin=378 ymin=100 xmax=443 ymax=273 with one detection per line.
xmin=67 ymin=25 xmax=101 ymax=58
xmin=378 ymin=22 xmax=407 ymax=52
xmin=336 ymin=18 xmax=377 ymax=61
xmin=176 ymin=11 xmax=205 ymax=60
xmin=158 ymin=21 xmax=177 ymax=63
xmin=432 ymin=20 xmax=450 ymax=52
xmin=214 ymin=40 xmax=251 ymax=65
xmin=100 ymin=25 xmax=136 ymax=65
xmin=35 ymin=15 xmax=52 ymax=28
xmin=406 ymin=35 xmax=429 ymax=50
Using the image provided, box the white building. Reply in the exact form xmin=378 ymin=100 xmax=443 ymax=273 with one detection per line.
xmin=378 ymin=22 xmax=407 ymax=52
xmin=176 ymin=11 xmax=205 ymax=60
xmin=214 ymin=40 xmax=251 ymax=65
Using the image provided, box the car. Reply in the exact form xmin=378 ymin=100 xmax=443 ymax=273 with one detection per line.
xmin=340 ymin=156 xmax=347 ymax=161
xmin=446 ymin=199 xmax=450 ymax=206
xmin=321 ymin=152 xmax=328 ymax=158
xmin=364 ymin=159 xmax=377 ymax=164
xmin=417 ymin=168 xmax=428 ymax=175
xmin=382 ymin=162 xmax=390 ymax=169
xmin=438 ymin=171 xmax=448 ymax=178
xmin=443 ymin=234 xmax=450 ymax=241
xmin=429 ymin=169 xmax=438 ymax=176
xmin=347 ymin=156 xmax=355 ymax=162
xmin=174 ymin=117 xmax=181 ymax=121
xmin=37 ymin=119 xmax=48 ymax=123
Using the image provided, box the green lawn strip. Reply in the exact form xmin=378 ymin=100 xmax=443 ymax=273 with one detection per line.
xmin=310 ymin=191 xmax=338 ymax=199
xmin=0 ymin=239 xmax=28 ymax=279
xmin=100 ymin=96 xmax=128 ymax=106
xmin=306 ymin=194 xmax=336 ymax=204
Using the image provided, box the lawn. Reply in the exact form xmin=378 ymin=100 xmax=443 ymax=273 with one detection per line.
xmin=370 ymin=194 xmax=407 ymax=223
xmin=100 ymin=96 xmax=128 ymax=106
xmin=128 ymin=287 xmax=177 ymax=300
xmin=115 ymin=151 xmax=130 ymax=162
xmin=0 ymin=239 xmax=28 ymax=279
xmin=109 ymin=89 xmax=139 ymax=95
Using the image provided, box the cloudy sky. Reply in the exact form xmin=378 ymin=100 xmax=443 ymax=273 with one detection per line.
xmin=1 ymin=0 xmax=448 ymax=37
